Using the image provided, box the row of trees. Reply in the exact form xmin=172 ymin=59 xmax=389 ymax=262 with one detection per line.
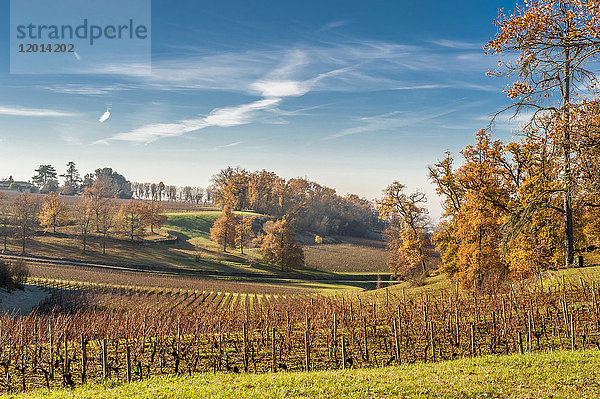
xmin=211 ymin=167 xmax=379 ymax=236
xmin=131 ymin=182 xmax=211 ymax=204
xmin=380 ymin=0 xmax=600 ymax=291
xmin=29 ymin=163 xmax=133 ymax=198
xmin=210 ymin=207 xmax=304 ymax=271
xmin=0 ymin=182 xmax=167 ymax=255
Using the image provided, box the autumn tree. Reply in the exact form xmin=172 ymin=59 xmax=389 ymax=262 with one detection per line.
xmin=259 ymin=218 xmax=304 ymax=271
xmin=430 ymin=131 xmax=515 ymax=289
xmin=84 ymin=179 xmax=112 ymax=232
xmin=236 ymin=216 xmax=255 ymax=254
xmin=98 ymin=200 xmax=116 ymax=255
xmin=0 ymin=194 xmax=10 ymax=252
xmin=211 ymin=167 xmax=250 ymax=210
xmin=378 ymin=182 xmax=429 ymax=279
xmin=75 ymin=197 xmax=94 ymax=254
xmin=118 ymin=200 xmax=148 ymax=242
xmin=39 ymin=192 xmax=69 ymax=233
xmin=12 ymin=193 xmax=39 ymax=254
xmin=501 ymin=133 xmax=564 ymax=276
xmin=210 ymin=205 xmax=238 ymax=252
xmin=485 ymin=0 xmax=600 ymax=266
xmin=569 ymin=100 xmax=600 ymax=248
xmin=143 ymin=201 xmax=167 ymax=234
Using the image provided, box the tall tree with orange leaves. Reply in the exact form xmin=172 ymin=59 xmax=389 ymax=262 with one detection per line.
xmin=377 ymin=182 xmax=429 ymax=279
xmin=210 ymin=205 xmax=239 ymax=252
xmin=485 ymin=0 xmax=600 ymax=266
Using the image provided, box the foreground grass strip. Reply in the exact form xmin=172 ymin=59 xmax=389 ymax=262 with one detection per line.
xmin=4 ymin=350 xmax=600 ymax=398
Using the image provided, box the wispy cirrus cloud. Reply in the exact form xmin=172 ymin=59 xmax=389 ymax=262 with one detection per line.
xmin=218 ymin=141 xmax=244 ymax=148
xmin=93 ymin=39 xmax=499 ymax=144
xmin=0 ymin=105 xmax=78 ymax=117
xmin=40 ymin=83 xmax=132 ymax=96
xmin=430 ymin=39 xmax=483 ymax=50
xmin=326 ymin=102 xmax=484 ymax=140
xmin=87 ymin=40 xmax=496 ymax=94
xmin=97 ymin=98 xmax=282 ymax=144
xmin=96 ymin=52 xmax=352 ymax=144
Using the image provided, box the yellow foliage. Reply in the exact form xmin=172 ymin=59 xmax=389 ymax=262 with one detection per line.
xmin=39 ymin=192 xmax=69 ymax=233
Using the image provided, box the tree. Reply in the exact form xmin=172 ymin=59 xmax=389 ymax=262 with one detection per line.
xmin=40 ymin=179 xmax=59 ymax=194
xmin=211 ymin=167 xmax=250 ymax=210
xmin=75 ymin=197 xmax=94 ymax=254
xmin=118 ymin=200 xmax=148 ymax=242
xmin=94 ymin=168 xmax=132 ymax=199
xmin=429 ymin=131 xmax=515 ymax=290
xmin=12 ymin=193 xmax=39 ymax=254
xmin=485 ymin=0 xmax=600 ymax=266
xmin=9 ymin=259 xmax=29 ymax=287
xmin=236 ymin=216 xmax=255 ymax=254
xmin=32 ymin=165 xmax=57 ymax=187
xmin=210 ymin=206 xmax=238 ymax=252
xmin=157 ymin=182 xmax=165 ymax=201
xmin=501 ymin=134 xmax=564 ymax=276
xmin=60 ymin=161 xmax=82 ymax=195
xmin=142 ymin=201 xmax=167 ymax=234
xmin=39 ymin=192 xmax=69 ymax=233
xmin=98 ymin=200 xmax=116 ymax=255
xmin=0 ymin=195 xmax=11 ymax=252
xmin=377 ymin=182 xmax=430 ymax=278
xmin=84 ymin=179 xmax=112 ymax=232
xmin=259 ymin=218 xmax=304 ymax=271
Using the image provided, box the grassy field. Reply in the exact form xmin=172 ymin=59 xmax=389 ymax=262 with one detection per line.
xmin=4 ymin=350 xmax=599 ymax=398
xmin=2 ymin=206 xmax=391 ymax=293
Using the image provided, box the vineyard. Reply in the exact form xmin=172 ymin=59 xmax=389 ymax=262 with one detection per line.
xmin=1 ymin=275 xmax=600 ymax=393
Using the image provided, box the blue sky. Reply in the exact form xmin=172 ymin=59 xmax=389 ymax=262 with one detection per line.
xmin=0 ymin=0 xmax=521 ymax=218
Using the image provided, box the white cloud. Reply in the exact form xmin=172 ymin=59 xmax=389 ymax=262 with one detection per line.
xmin=99 ymin=109 xmax=111 ymax=123
xmin=86 ymin=40 xmax=495 ymax=95
xmin=100 ymin=98 xmax=281 ymax=144
xmin=431 ymin=39 xmax=483 ymax=50
xmin=0 ymin=106 xmax=78 ymax=117
xmin=251 ymin=80 xmax=310 ymax=97
xmin=93 ymin=38 xmax=500 ymax=144
xmin=321 ymin=20 xmax=350 ymax=30
xmin=204 ymin=98 xmax=281 ymax=127
xmin=41 ymin=84 xmax=132 ymax=95
xmin=327 ymin=102 xmax=483 ymax=140
xmin=218 ymin=141 xmax=244 ymax=148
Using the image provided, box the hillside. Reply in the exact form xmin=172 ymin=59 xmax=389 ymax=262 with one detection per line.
xmin=4 ymin=350 xmax=599 ymax=398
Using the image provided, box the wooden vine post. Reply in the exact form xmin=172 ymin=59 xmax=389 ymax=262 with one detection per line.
xmin=304 ymin=314 xmax=311 ymax=372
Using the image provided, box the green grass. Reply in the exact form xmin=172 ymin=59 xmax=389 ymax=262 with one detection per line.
xmin=6 ymin=350 xmax=600 ymax=398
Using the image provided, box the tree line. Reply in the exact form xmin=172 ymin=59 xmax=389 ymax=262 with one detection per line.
xmin=210 ymin=167 xmax=379 ymax=237
xmin=131 ymin=182 xmax=211 ymax=204
xmin=26 ymin=163 xmax=133 ymax=198
xmin=0 ymin=179 xmax=167 ymax=255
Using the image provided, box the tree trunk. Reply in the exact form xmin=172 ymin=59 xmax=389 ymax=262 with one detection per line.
xmin=563 ymin=44 xmax=575 ymax=266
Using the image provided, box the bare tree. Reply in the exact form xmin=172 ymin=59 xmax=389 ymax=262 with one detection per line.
xmin=12 ymin=193 xmax=39 ymax=254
